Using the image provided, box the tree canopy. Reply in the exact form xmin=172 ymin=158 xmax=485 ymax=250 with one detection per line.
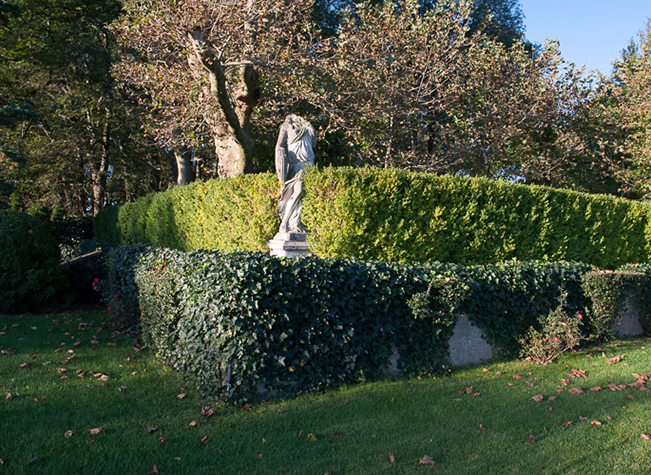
xmin=2 ymin=0 xmax=651 ymax=215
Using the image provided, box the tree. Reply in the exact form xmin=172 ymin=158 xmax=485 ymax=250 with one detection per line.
xmin=603 ymin=19 xmax=651 ymax=198
xmin=0 ymin=0 xmax=169 ymax=215
xmin=309 ymin=0 xmax=599 ymax=190
xmin=112 ymin=0 xmax=323 ymax=178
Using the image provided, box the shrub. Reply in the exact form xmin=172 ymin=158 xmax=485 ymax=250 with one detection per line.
xmin=93 ymin=244 xmax=150 ymax=328
xmin=0 ymin=210 xmax=68 ymax=313
xmin=302 ymin=167 xmax=651 ymax=268
xmin=95 ymin=168 xmax=651 ymax=269
xmin=518 ymin=291 xmax=587 ymax=365
xmin=134 ymin=249 xmax=456 ymax=402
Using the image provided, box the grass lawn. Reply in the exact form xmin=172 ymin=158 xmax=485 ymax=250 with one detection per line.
xmin=1 ymin=307 xmax=651 ymax=474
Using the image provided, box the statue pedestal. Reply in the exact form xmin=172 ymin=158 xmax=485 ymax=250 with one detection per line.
xmin=268 ymin=232 xmax=312 ymax=258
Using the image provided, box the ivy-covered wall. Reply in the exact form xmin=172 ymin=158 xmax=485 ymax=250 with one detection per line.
xmin=94 ymin=246 xmax=651 ymax=402
xmin=95 ymin=168 xmax=651 ymax=269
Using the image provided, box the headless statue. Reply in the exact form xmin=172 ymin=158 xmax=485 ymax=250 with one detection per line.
xmin=275 ymin=115 xmax=316 ymax=236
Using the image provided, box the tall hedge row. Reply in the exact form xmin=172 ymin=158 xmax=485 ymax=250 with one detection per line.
xmin=94 ymin=174 xmax=279 ymax=252
xmin=95 ymin=168 xmax=651 ymax=269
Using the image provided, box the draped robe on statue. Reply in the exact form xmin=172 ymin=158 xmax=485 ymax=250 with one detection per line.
xmin=275 ymin=115 xmax=316 ymax=235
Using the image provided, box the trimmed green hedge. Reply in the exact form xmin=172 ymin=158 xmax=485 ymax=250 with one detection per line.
xmin=95 ymin=168 xmax=651 ymax=268
xmin=92 ymin=245 xmax=650 ymax=402
xmin=95 ymin=174 xmax=279 ymax=252
xmin=134 ymin=250 xmax=457 ymax=401
xmin=302 ymin=168 xmax=651 ymax=268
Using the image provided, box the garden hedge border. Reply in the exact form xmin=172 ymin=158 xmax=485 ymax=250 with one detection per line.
xmin=95 ymin=168 xmax=651 ymax=269
xmin=95 ymin=246 xmax=651 ymax=402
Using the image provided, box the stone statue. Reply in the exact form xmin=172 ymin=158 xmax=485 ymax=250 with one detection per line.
xmin=274 ymin=114 xmax=316 ymax=236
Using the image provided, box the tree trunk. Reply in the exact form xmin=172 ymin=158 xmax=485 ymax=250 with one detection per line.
xmin=188 ymin=30 xmax=259 ymax=178
xmin=91 ymin=107 xmax=110 ymax=216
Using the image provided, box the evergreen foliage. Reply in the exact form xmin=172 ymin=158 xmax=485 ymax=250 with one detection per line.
xmin=0 ymin=210 xmax=67 ymax=312
xmin=96 ymin=168 xmax=651 ymax=269
xmin=89 ymin=246 xmax=650 ymax=401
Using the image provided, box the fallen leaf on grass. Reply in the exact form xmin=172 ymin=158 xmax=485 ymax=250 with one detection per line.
xmin=177 ymin=394 xmax=186 ymax=399
xmin=532 ymin=394 xmax=544 ymax=403
xmin=561 ymin=379 xmax=569 ymax=386
xmin=118 ymin=386 xmax=127 ymax=392
xmin=333 ymin=431 xmax=341 ymax=437
xmin=527 ymin=436 xmax=535 ymax=443
xmin=27 ymin=457 xmax=37 ymax=465
xmin=548 ymin=396 xmax=556 ymax=402
xmin=590 ymin=386 xmax=602 ymax=391
xmin=591 ymin=420 xmax=602 ymax=426
xmin=64 ymin=430 xmax=73 ymax=438
xmin=56 ymin=368 xmax=68 ymax=374
xmin=482 ymin=368 xmax=489 ymax=372
xmin=254 ymin=454 xmax=262 ymax=459
xmin=507 ymin=383 xmax=513 ymax=386
xmin=34 ymin=396 xmax=45 ymax=402
xmin=495 ymin=371 xmax=502 ymax=375
xmin=190 ymin=421 xmax=198 ymax=426
xmin=478 ymin=424 xmax=486 ymax=430
xmin=201 ymin=406 xmax=215 ymax=417
xmin=5 ymin=393 xmax=18 ymax=399
xmin=242 ymin=404 xmax=252 ymax=412
xmin=525 ymin=381 xmax=534 ymax=387
xmin=342 ymin=398 xmax=350 ymax=405
xmin=89 ymin=427 xmax=104 ymax=435
xmin=107 ymin=342 xmax=116 ymax=347
xmin=201 ymin=435 xmax=210 ymax=443
xmin=147 ymin=465 xmax=159 ymax=474
xmin=307 ymin=433 xmax=317 ymax=441
xmin=565 ymin=421 xmax=573 ymax=426
xmin=145 ymin=425 xmax=158 ymax=433
xmin=580 ymin=417 xmax=587 ymax=421
xmin=569 ymin=387 xmax=584 ymax=395
xmin=419 ymin=455 xmax=436 ymax=465
xmin=627 ymin=395 xmax=635 ymax=400
xmin=389 ymin=453 xmax=395 ymax=463
xmin=556 ymin=389 xmax=565 ymax=393
xmin=473 ymin=392 xmax=480 ymax=397
xmin=19 ymin=363 xmax=30 ymax=368
xmin=640 ymin=388 xmax=651 ymax=393
xmin=513 ymin=374 xmax=523 ymax=380
xmin=1 ymin=349 xmax=14 ymax=355
xmin=641 ymin=434 xmax=650 ymax=440
xmin=160 ymin=436 xmax=169 ymax=443
xmin=607 ymin=355 xmax=623 ymax=364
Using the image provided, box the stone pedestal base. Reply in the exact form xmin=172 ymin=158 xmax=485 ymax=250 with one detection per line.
xmin=267 ymin=232 xmax=312 ymax=258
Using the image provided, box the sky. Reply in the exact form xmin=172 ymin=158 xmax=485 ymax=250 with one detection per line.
xmin=520 ymin=0 xmax=651 ymax=75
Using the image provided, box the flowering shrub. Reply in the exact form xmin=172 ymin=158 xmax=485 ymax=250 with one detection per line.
xmin=92 ymin=244 xmax=149 ymax=327
xmin=518 ymin=292 xmax=587 ymax=365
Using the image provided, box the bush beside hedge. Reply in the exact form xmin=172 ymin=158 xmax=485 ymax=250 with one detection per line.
xmin=95 ymin=168 xmax=651 ymax=269
xmin=0 ymin=210 xmax=68 ymax=313
xmin=95 ymin=246 xmax=650 ymax=402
